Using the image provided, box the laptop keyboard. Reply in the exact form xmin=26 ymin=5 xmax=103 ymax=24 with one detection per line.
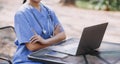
xmin=50 ymin=38 xmax=79 ymax=55
xmin=61 ymin=38 xmax=79 ymax=46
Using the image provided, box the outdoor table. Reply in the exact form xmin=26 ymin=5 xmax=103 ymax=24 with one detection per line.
xmin=28 ymin=41 xmax=120 ymax=64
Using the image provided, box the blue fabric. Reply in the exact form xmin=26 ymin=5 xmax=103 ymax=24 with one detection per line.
xmin=13 ymin=3 xmax=64 ymax=64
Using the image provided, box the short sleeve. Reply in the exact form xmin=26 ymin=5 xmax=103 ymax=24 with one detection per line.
xmin=14 ymin=11 xmax=33 ymax=45
xmin=50 ymin=11 xmax=64 ymax=32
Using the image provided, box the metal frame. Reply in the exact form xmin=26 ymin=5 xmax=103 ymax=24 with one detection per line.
xmin=0 ymin=26 xmax=14 ymax=31
xmin=0 ymin=57 xmax=12 ymax=64
xmin=0 ymin=26 xmax=14 ymax=64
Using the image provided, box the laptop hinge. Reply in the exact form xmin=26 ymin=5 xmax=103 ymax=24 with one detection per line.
xmin=76 ymin=48 xmax=100 ymax=56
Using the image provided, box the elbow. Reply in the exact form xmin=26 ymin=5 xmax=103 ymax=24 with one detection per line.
xmin=27 ymin=47 xmax=37 ymax=52
xmin=27 ymin=48 xmax=35 ymax=52
xmin=27 ymin=46 xmax=37 ymax=52
xmin=63 ymin=33 xmax=66 ymax=40
xmin=61 ymin=32 xmax=66 ymax=40
xmin=25 ymin=43 xmax=39 ymax=52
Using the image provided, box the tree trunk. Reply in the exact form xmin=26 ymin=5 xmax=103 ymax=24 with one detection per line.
xmin=60 ymin=0 xmax=76 ymax=6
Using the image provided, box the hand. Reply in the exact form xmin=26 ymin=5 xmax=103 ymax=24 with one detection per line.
xmin=26 ymin=41 xmax=49 ymax=52
xmin=54 ymin=24 xmax=62 ymax=35
xmin=30 ymin=34 xmax=48 ymax=45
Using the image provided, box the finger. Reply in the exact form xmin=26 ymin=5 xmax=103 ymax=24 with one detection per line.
xmin=55 ymin=24 xmax=61 ymax=31
xmin=57 ymin=25 xmax=62 ymax=31
xmin=32 ymin=29 xmax=38 ymax=35
xmin=30 ymin=35 xmax=42 ymax=43
xmin=30 ymin=35 xmax=38 ymax=41
xmin=30 ymin=37 xmax=38 ymax=43
xmin=54 ymin=24 xmax=62 ymax=35
xmin=31 ymin=39 xmax=40 ymax=44
xmin=30 ymin=38 xmax=36 ymax=43
xmin=30 ymin=35 xmax=35 ymax=40
xmin=34 ymin=31 xmax=38 ymax=35
xmin=54 ymin=24 xmax=59 ymax=30
xmin=30 ymin=36 xmax=36 ymax=42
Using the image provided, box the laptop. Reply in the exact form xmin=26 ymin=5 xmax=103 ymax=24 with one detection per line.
xmin=28 ymin=22 xmax=108 ymax=62
xmin=50 ymin=22 xmax=108 ymax=56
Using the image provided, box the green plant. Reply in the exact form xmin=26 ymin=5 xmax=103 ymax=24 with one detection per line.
xmin=76 ymin=0 xmax=120 ymax=11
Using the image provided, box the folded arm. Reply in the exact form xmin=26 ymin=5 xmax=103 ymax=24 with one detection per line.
xmin=26 ymin=25 xmax=66 ymax=52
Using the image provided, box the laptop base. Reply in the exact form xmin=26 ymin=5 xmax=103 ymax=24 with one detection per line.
xmin=80 ymin=49 xmax=100 ymax=56
xmin=28 ymin=48 xmax=67 ymax=64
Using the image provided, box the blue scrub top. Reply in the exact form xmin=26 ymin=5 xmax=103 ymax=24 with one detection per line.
xmin=13 ymin=3 xmax=64 ymax=64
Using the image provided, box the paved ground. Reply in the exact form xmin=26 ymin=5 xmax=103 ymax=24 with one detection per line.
xmin=0 ymin=0 xmax=120 ymax=58
xmin=0 ymin=0 xmax=120 ymax=43
xmin=42 ymin=0 xmax=120 ymax=43
xmin=0 ymin=0 xmax=120 ymax=42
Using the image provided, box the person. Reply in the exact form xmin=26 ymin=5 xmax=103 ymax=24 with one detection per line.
xmin=13 ymin=0 xmax=66 ymax=64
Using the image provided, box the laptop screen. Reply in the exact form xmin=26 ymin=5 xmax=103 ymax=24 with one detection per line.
xmin=76 ymin=23 xmax=108 ymax=55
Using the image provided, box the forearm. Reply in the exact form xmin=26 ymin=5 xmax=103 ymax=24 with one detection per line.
xmin=45 ymin=32 xmax=66 ymax=46
xmin=26 ymin=43 xmax=48 ymax=52
xmin=26 ymin=31 xmax=66 ymax=52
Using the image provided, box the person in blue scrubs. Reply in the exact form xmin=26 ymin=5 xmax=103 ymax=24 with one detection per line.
xmin=13 ymin=0 xmax=66 ymax=64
